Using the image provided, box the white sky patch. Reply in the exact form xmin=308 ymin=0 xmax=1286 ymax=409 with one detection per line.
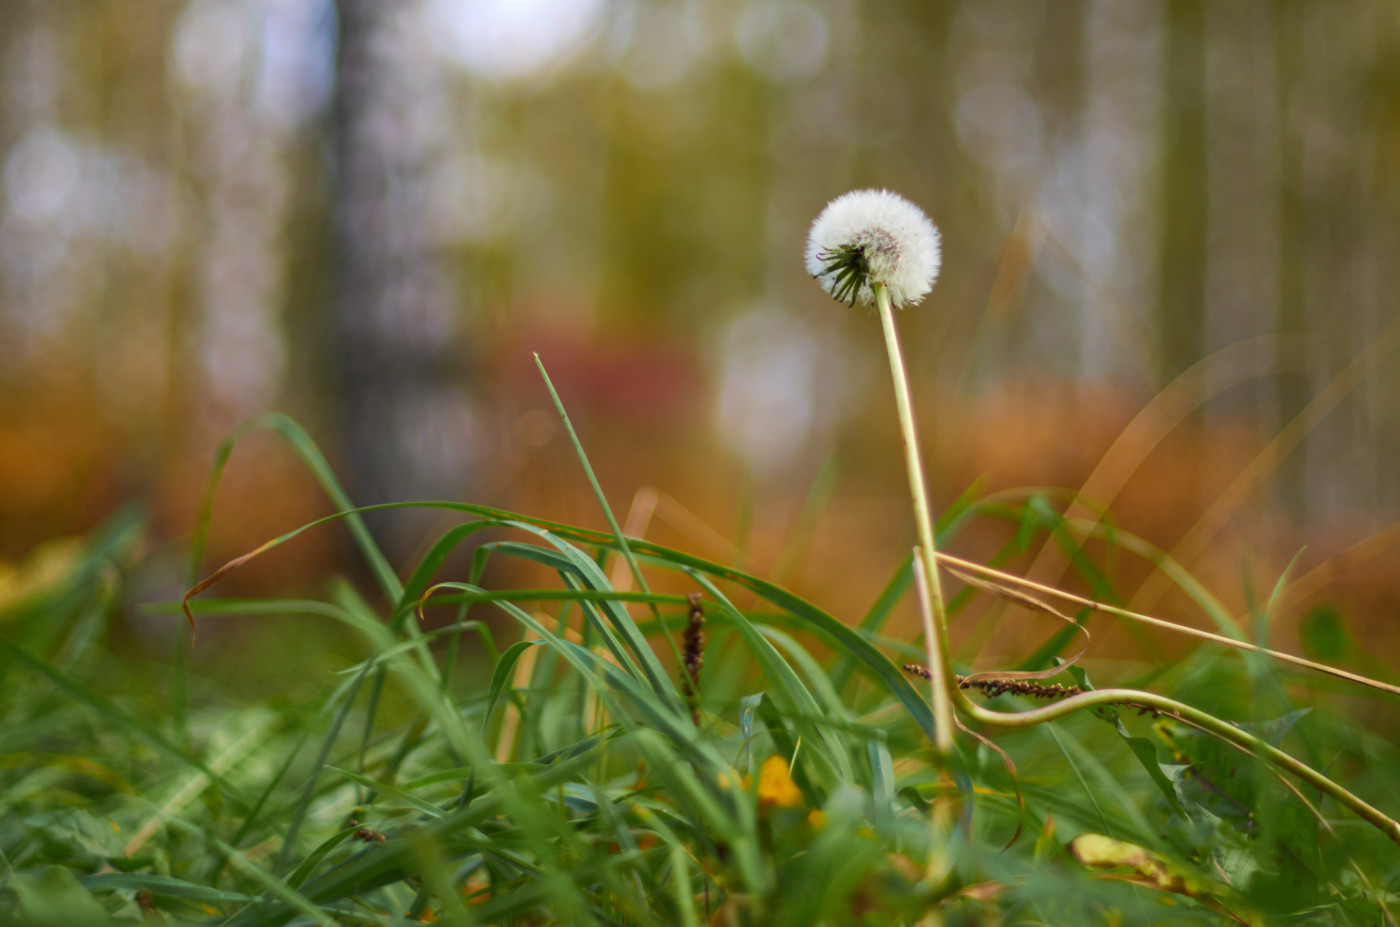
xmin=172 ymin=0 xmax=333 ymax=125
xmin=2 ymin=128 xmax=79 ymax=224
xmin=2 ymin=128 xmax=178 ymax=253
xmin=615 ymin=1 xmax=710 ymax=91
xmin=424 ymin=0 xmax=607 ymax=82
xmin=256 ymin=0 xmax=336 ymax=127
xmin=734 ymin=0 xmax=828 ymax=83
xmin=171 ymin=0 xmax=252 ymax=100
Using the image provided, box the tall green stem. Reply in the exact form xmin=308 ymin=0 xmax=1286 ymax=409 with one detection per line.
xmin=875 ymin=283 xmax=956 ymax=755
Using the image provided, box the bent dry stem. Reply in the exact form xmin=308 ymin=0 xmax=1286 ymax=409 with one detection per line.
xmin=908 ymin=556 xmax=1400 ymax=849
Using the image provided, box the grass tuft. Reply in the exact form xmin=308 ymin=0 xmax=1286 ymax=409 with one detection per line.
xmin=2 ymin=417 xmax=1398 ymax=925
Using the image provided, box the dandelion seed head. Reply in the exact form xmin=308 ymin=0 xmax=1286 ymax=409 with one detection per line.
xmin=804 ymin=188 xmax=941 ymax=308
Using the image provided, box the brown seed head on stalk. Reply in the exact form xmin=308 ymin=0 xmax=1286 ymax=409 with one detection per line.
xmin=902 ymin=663 xmax=1085 ymax=701
xmin=902 ymin=664 xmax=1174 ymax=719
xmin=682 ymin=592 xmax=705 ymax=725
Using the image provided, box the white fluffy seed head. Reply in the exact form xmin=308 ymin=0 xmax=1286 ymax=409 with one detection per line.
xmin=804 ymin=189 xmax=942 ymax=308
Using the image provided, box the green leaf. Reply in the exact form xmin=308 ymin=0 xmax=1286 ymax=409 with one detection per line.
xmin=189 ymin=413 xmax=400 ymax=602
xmin=9 ymin=866 xmax=114 ymax=926
xmin=867 ymin=734 xmax=895 ymax=840
xmin=326 ymin=767 xmax=447 ymax=819
xmin=485 ymin=639 xmax=543 ymax=732
xmin=82 ymin=872 xmax=258 ymax=903
xmin=739 ymin=692 xmax=763 ymax=768
xmin=497 ymin=523 xmax=682 ymax=711
xmin=686 ymin=571 xmax=852 ymax=784
xmin=490 ymin=541 xmax=648 ymax=690
xmin=829 ymin=552 xmax=912 ymax=692
xmin=283 ymin=827 xmax=359 ymax=890
xmin=1112 ymin=715 xmax=1188 ymax=819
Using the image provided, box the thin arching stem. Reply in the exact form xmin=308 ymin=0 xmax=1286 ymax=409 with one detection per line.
xmin=909 ymin=557 xmax=1400 ymax=847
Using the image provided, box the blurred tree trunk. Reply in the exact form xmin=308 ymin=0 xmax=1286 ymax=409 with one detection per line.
xmin=329 ymin=0 xmax=472 ymax=555
xmin=1274 ymin=0 xmax=1308 ymax=517
xmin=1156 ymin=0 xmax=1208 ymax=384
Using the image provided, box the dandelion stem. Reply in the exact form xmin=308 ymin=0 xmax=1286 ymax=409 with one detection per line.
xmin=874 ymin=282 xmax=956 ymax=755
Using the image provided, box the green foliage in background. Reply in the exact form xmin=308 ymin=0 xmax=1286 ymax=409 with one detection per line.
xmin=1 ymin=416 xmax=1398 ymax=925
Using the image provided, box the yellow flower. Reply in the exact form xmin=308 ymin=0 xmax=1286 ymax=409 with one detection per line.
xmin=757 ymin=754 xmax=803 ymax=809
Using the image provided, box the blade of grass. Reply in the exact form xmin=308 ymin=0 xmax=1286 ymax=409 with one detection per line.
xmin=494 ymin=524 xmax=682 ymax=710
xmin=137 ymin=797 xmax=343 ymax=927
xmin=829 ymin=552 xmax=913 ymax=693
xmin=272 ymin=656 xmax=378 ymax=875
xmin=184 ymin=498 xmax=940 ymax=743
xmin=326 ymin=767 xmax=448 ymax=819
xmin=223 ymin=730 xmax=617 ymax=926
xmin=685 ymin=570 xmax=852 ymax=784
xmin=486 ymin=541 xmax=649 ymax=690
xmin=81 ymin=872 xmax=259 ymax=904
xmin=187 ymin=412 xmax=401 ymax=604
xmin=0 ymin=637 xmax=236 ymax=797
xmin=534 ymin=354 xmax=659 ymax=625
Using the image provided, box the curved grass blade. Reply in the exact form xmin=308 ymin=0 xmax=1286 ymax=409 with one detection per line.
xmin=0 ymin=637 xmax=237 ymax=798
xmin=396 ymin=519 xmax=507 ymax=629
xmin=326 ymin=766 xmax=447 ymax=819
xmin=187 ymin=412 xmax=400 ymax=604
xmin=224 ymin=739 xmax=616 ymax=927
xmin=492 ymin=523 xmax=682 ymax=710
xmin=829 ymin=552 xmax=913 ymax=693
xmin=139 ymin=797 xmax=342 ymax=927
xmin=183 ymin=498 xmax=941 ymax=742
xmin=81 ymin=872 xmax=259 ymax=904
xmin=485 ymin=639 xmax=544 ymax=733
xmin=484 ymin=541 xmax=648 ymax=689
xmin=284 ymin=827 xmax=360 ymax=890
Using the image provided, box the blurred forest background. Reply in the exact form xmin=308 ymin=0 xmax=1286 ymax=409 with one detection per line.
xmin=3 ymin=0 xmax=1400 ymax=667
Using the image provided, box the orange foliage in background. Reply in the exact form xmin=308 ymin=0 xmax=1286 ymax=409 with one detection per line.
xmin=2 ymin=1 xmax=1399 ymax=690
xmin=3 ymin=312 xmax=1396 ymax=686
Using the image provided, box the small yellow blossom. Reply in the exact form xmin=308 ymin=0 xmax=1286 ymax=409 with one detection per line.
xmin=757 ymin=754 xmax=804 ymax=809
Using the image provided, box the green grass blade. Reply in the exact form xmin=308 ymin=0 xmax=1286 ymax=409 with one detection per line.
xmin=685 ymin=571 xmax=853 ymax=784
xmin=485 ymin=639 xmax=543 ymax=735
xmin=139 ymin=798 xmax=343 ymax=927
xmin=829 ymin=551 xmax=913 ymax=692
xmin=327 ymin=766 xmax=447 ymax=819
xmin=270 ymin=657 xmax=376 ymax=875
xmin=0 ymin=637 xmax=235 ymax=796
xmin=494 ymin=523 xmax=682 ymax=709
xmin=181 ymin=499 xmax=934 ymax=741
xmin=284 ymin=827 xmax=360 ymax=890
xmin=490 ymin=540 xmax=648 ymax=688
xmin=187 ymin=412 xmax=401 ymax=603
xmin=81 ymin=872 xmax=259 ymax=904
xmin=534 ymin=354 xmax=658 ymax=621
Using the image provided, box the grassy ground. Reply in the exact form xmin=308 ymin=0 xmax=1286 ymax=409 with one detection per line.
xmin=2 ymin=413 xmax=1399 ymax=925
